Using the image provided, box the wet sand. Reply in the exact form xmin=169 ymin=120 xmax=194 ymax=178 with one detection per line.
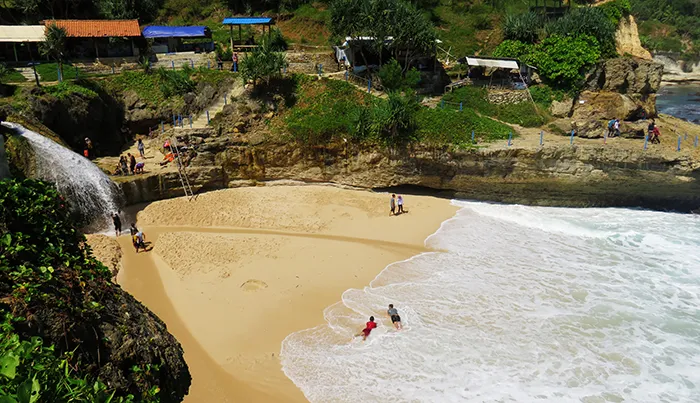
xmin=115 ymin=185 xmax=457 ymax=402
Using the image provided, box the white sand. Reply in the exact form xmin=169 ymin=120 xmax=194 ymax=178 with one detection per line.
xmin=117 ymin=185 xmax=457 ymax=402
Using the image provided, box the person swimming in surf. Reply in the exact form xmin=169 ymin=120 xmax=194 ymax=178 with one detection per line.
xmin=355 ymin=316 xmax=377 ymax=341
xmin=387 ymin=304 xmax=402 ymax=330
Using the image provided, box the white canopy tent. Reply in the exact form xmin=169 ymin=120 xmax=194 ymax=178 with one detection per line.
xmin=464 ymin=56 xmax=519 ymax=70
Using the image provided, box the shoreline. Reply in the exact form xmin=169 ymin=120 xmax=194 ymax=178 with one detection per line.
xmin=115 ymin=186 xmax=458 ymax=402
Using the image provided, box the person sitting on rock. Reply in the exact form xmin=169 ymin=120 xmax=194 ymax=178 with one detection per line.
xmin=160 ymin=152 xmax=175 ymax=166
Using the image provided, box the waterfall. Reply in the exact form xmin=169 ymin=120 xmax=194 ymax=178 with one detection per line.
xmin=1 ymin=122 xmax=124 ymax=232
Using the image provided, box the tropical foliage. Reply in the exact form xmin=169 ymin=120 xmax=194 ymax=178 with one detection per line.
xmin=377 ymin=59 xmax=421 ymax=92
xmin=239 ymin=40 xmax=287 ymax=87
xmin=38 ymin=24 xmax=67 ymax=81
xmin=545 ymin=7 xmax=617 ymax=57
xmin=502 ymin=12 xmax=542 ymax=44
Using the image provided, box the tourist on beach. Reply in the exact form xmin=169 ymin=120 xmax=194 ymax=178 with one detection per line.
xmin=130 ymin=223 xmax=139 ymax=236
xmin=355 ymin=316 xmax=377 ymax=341
xmin=129 ymin=153 xmax=137 ymax=175
xmin=132 ymin=230 xmax=146 ymax=253
xmin=137 ymin=139 xmax=145 ymax=158
xmin=112 ymin=212 xmax=122 ymax=236
xmin=387 ymin=304 xmax=402 ymax=330
xmin=397 ymin=195 xmax=404 ymax=214
xmin=390 ymin=194 xmax=396 ymax=216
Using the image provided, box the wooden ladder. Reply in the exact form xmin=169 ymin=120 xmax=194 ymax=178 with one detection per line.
xmin=167 ymin=137 xmax=195 ymax=200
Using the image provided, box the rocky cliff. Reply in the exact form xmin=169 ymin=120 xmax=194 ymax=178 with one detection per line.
xmin=119 ymin=126 xmax=700 ymax=212
xmin=615 ymin=15 xmax=652 ymax=60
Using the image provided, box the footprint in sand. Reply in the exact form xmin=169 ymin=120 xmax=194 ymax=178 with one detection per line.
xmin=240 ymin=279 xmax=268 ymax=292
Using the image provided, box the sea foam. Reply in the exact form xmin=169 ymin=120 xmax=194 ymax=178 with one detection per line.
xmin=281 ymin=201 xmax=700 ymax=402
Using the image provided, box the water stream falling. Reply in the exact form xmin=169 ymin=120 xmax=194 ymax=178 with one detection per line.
xmin=1 ymin=122 xmax=123 ymax=232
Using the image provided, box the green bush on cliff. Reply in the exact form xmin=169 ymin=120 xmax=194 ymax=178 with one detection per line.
xmin=0 ymin=179 xmax=187 ymax=402
xmin=442 ymin=86 xmax=546 ymax=128
xmin=527 ymin=35 xmax=601 ymax=89
xmin=599 ymin=0 xmax=631 ymax=26
xmin=43 ymin=82 xmax=99 ymax=100
xmin=416 ymin=107 xmax=512 ymax=147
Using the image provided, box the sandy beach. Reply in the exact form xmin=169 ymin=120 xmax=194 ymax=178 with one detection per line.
xmin=113 ymin=185 xmax=457 ymax=402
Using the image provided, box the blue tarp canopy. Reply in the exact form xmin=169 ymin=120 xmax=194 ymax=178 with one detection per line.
xmin=142 ymin=26 xmax=210 ymax=38
xmin=222 ymin=17 xmax=273 ymax=25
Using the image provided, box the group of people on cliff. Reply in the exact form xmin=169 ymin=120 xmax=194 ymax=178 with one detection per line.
xmin=114 ymin=139 xmax=146 ymax=176
xmin=607 ymin=118 xmax=661 ymax=144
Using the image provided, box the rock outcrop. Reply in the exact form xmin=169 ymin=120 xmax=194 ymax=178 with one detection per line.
xmin=120 ymin=129 xmax=700 ymax=212
xmin=615 ymin=16 xmax=652 ymax=60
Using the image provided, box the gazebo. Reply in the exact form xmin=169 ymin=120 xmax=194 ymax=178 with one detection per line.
xmin=222 ymin=17 xmax=274 ymax=51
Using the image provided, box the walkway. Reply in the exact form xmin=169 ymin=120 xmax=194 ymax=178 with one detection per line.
xmin=179 ymin=82 xmax=245 ymax=129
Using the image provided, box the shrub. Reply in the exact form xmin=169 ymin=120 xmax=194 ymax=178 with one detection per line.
xmin=545 ymin=7 xmax=617 ymax=57
xmin=503 ymin=12 xmax=542 ymax=44
xmin=43 ymin=82 xmax=99 ymax=100
xmin=371 ymin=92 xmax=421 ymax=145
xmin=268 ymin=27 xmax=289 ymax=51
xmin=442 ymin=86 xmax=546 ymax=127
xmin=377 ymin=59 xmax=421 ymax=92
xmin=492 ymin=40 xmax=534 ymax=61
xmin=240 ymin=40 xmax=288 ymax=87
xmin=416 ymin=107 xmax=512 ymax=146
xmin=526 ymin=34 xmax=601 ymax=89
xmin=600 ymin=0 xmax=632 ymax=25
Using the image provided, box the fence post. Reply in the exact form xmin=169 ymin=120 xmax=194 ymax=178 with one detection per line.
xmin=570 ymin=130 xmax=575 ymax=145
xmin=345 ymin=70 xmax=348 ymax=81
xmin=604 ymin=129 xmax=607 ymax=145
xmin=695 ymin=135 xmax=698 ymax=148
xmin=368 ymin=79 xmax=371 ymax=93
xmin=206 ymin=110 xmax=210 ymax=124
xmin=471 ymin=130 xmax=475 ymax=144
xmin=172 ymin=115 xmax=176 ymax=127
xmin=677 ymin=136 xmax=681 ymax=152
xmin=507 ymin=132 xmax=512 ymax=147
xmin=644 ymin=134 xmax=648 ymax=150
xmin=284 ymin=66 xmax=287 ymax=74
xmin=440 ymin=99 xmax=445 ymax=109
xmin=111 ymin=65 xmax=115 ymax=74
xmin=459 ymin=102 xmax=462 ymax=112
xmin=539 ymin=130 xmax=543 ymax=146
xmin=57 ymin=66 xmax=62 ymax=82
xmin=75 ymin=67 xmax=79 ymax=80
xmin=179 ymin=114 xmax=183 ymax=127
xmin=171 ymin=61 xmax=175 ymax=70
xmin=207 ymin=60 xmax=210 ymax=69
xmin=684 ymin=133 xmax=688 ymax=141
xmin=224 ymin=94 xmax=227 ymax=105
xmin=161 ymin=121 xmax=164 ymax=133
xmin=191 ymin=59 xmax=194 ymax=69
xmin=189 ymin=115 xmax=193 ymax=128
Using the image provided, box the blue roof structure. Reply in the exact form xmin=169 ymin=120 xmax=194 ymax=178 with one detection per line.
xmin=142 ymin=26 xmax=210 ymax=38
xmin=222 ymin=17 xmax=273 ymax=25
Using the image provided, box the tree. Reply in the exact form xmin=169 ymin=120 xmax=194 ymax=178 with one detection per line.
xmin=39 ymin=24 xmax=67 ymax=82
xmin=239 ymin=40 xmax=288 ymax=87
xmin=526 ymin=35 xmax=601 ymax=89
xmin=329 ymin=0 xmax=436 ymax=70
xmin=378 ymin=59 xmax=420 ymax=92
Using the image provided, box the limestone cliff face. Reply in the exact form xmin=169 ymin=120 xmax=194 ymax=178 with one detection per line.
xmin=615 ymin=16 xmax=652 ymax=60
xmin=568 ymin=58 xmax=664 ymax=121
xmin=121 ymin=134 xmax=700 ymax=212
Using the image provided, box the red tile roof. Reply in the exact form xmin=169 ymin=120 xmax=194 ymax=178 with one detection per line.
xmin=44 ymin=20 xmax=141 ymax=38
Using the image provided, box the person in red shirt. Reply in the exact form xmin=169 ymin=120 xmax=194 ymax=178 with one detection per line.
xmin=355 ymin=316 xmax=377 ymax=341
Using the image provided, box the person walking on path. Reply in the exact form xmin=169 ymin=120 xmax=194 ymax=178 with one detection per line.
xmin=137 ymin=139 xmax=145 ymax=158
xmin=129 ymin=153 xmax=137 ymax=175
xmin=390 ymin=194 xmax=396 ymax=216
xmin=355 ymin=316 xmax=377 ymax=341
xmin=607 ymin=118 xmax=616 ymax=138
xmin=112 ymin=212 xmax=122 ymax=236
xmin=397 ymin=195 xmax=404 ymax=214
xmin=387 ymin=304 xmax=402 ymax=330
xmin=613 ymin=119 xmax=621 ymax=137
xmin=232 ymin=52 xmax=239 ymax=72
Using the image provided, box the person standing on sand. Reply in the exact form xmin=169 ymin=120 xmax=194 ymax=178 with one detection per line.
xmin=387 ymin=304 xmax=402 ymax=330
xmin=397 ymin=195 xmax=404 ymax=214
xmin=355 ymin=316 xmax=377 ymax=341
xmin=390 ymin=194 xmax=396 ymax=216
xmin=112 ymin=212 xmax=122 ymax=236
xmin=130 ymin=223 xmax=139 ymax=236
xmin=129 ymin=153 xmax=136 ymax=175
xmin=137 ymin=139 xmax=145 ymax=159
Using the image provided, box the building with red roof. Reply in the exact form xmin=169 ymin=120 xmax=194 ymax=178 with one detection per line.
xmin=43 ymin=19 xmax=142 ymax=59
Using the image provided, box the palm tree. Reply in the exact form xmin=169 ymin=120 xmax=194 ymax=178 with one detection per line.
xmin=39 ymin=24 xmax=67 ymax=82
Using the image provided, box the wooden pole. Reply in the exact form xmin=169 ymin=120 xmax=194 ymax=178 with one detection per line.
xmin=13 ymin=43 xmax=18 ymax=62
xmin=94 ymin=38 xmax=99 ymax=58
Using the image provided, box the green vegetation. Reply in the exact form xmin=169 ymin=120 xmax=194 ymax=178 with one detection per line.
xmin=34 ymin=63 xmax=80 ymax=83
xmin=633 ymin=0 xmax=700 ymax=55
xmin=0 ymin=65 xmax=27 ymax=83
xmin=503 ymin=12 xmax=542 ymax=44
xmin=443 ymin=86 xmax=546 ymax=128
xmin=546 ymin=7 xmax=617 ymax=58
xmin=42 ymin=81 xmax=99 ymax=100
xmin=0 ymin=180 xmax=137 ymax=402
xmin=329 ymin=0 xmax=436 ymax=66
xmin=283 ymin=76 xmax=513 ymax=147
xmin=239 ymin=40 xmax=288 ymax=87
xmin=38 ymin=24 xmax=67 ymax=81
xmin=101 ymin=68 xmax=195 ymax=107
xmin=600 ymin=0 xmax=632 ymax=26
xmin=377 ymin=60 xmax=420 ymax=92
